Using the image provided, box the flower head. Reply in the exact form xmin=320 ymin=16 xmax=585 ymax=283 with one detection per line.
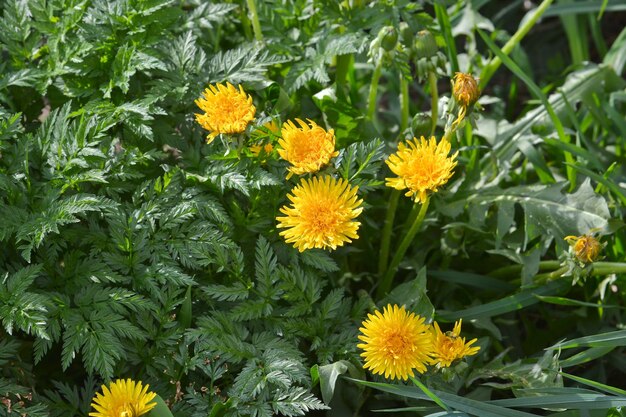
xmin=357 ymin=304 xmax=433 ymax=380
xmin=276 ymin=176 xmax=362 ymax=252
xmin=430 ymin=320 xmax=480 ymax=368
xmin=195 ymin=82 xmax=256 ymax=143
xmin=385 ymin=136 xmax=458 ymax=203
xmin=565 ymin=234 xmax=602 ymax=263
xmin=277 ymin=119 xmax=339 ymax=178
xmin=90 ymin=379 xmax=157 ymax=417
xmin=452 ymin=72 xmax=480 ymax=108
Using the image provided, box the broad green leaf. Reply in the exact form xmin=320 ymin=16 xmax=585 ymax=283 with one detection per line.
xmin=384 ymin=267 xmax=435 ymax=319
xmin=604 ymin=26 xmax=626 ymax=73
xmin=443 ymin=179 xmax=610 ymax=252
xmin=147 ymin=395 xmax=175 ymax=417
xmin=317 ymin=360 xmax=348 ymax=404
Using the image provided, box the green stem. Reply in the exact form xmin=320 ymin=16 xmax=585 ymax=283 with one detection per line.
xmin=479 ymin=0 xmax=554 ymax=90
xmin=590 ymin=262 xmax=626 ymax=276
xmin=367 ymin=58 xmax=384 ymax=121
xmin=533 ymin=266 xmax=570 ymax=284
xmin=428 ymin=71 xmax=438 ymax=137
xmin=246 ymin=0 xmax=263 ymax=41
xmin=399 ymin=75 xmax=409 ymax=132
xmin=378 ymin=196 xmax=430 ymax=297
xmin=490 ymin=260 xmax=561 ymax=278
xmin=336 ymin=53 xmax=353 ymax=94
xmin=378 ymin=189 xmax=401 ymax=277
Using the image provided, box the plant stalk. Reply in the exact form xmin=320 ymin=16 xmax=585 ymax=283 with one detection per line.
xmin=246 ymin=0 xmax=263 ymax=42
xmin=428 ymin=71 xmax=438 ymax=137
xmin=378 ymin=189 xmax=401 ymax=277
xmin=399 ymin=75 xmax=409 ymax=132
xmin=378 ymin=196 xmax=430 ymax=297
xmin=367 ymin=59 xmax=384 ymax=121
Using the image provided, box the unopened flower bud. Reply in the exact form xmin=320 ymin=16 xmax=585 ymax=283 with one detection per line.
xmin=411 ymin=112 xmax=432 ymax=137
xmin=379 ymin=26 xmax=398 ymax=51
xmin=452 ymin=72 xmax=480 ymax=108
xmin=414 ymin=30 xmax=438 ymax=59
xmin=565 ymin=234 xmax=602 ymax=263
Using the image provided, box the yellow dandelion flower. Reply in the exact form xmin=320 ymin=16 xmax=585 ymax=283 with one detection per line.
xmin=385 ymin=136 xmax=458 ymax=203
xmin=90 ymin=379 xmax=157 ymax=417
xmin=276 ymin=176 xmax=363 ymax=252
xmin=430 ymin=320 xmax=480 ymax=369
xmin=565 ymin=234 xmax=602 ymax=263
xmin=195 ymin=82 xmax=256 ymax=143
xmin=277 ymin=119 xmax=339 ymax=178
xmin=357 ymin=304 xmax=433 ymax=380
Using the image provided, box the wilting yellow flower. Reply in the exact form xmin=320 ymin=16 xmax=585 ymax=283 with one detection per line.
xmin=386 ymin=136 xmax=458 ymax=203
xmin=357 ymin=304 xmax=433 ymax=380
xmin=452 ymin=72 xmax=480 ymax=127
xmin=453 ymin=72 xmax=480 ymax=108
xmin=195 ymin=82 xmax=256 ymax=143
xmin=90 ymin=379 xmax=157 ymax=417
xmin=430 ymin=320 xmax=480 ymax=368
xmin=277 ymin=119 xmax=339 ymax=178
xmin=276 ymin=176 xmax=362 ymax=252
xmin=565 ymin=234 xmax=602 ymax=263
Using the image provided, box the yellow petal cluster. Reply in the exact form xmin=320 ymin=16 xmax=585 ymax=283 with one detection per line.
xmin=430 ymin=320 xmax=480 ymax=368
xmin=452 ymin=72 xmax=480 ymax=108
xmin=276 ymin=176 xmax=363 ymax=252
xmin=195 ymin=82 xmax=256 ymax=143
xmin=90 ymin=379 xmax=157 ymax=417
xmin=277 ymin=119 xmax=339 ymax=178
xmin=565 ymin=234 xmax=602 ymax=263
xmin=357 ymin=304 xmax=433 ymax=380
xmin=385 ymin=136 xmax=458 ymax=203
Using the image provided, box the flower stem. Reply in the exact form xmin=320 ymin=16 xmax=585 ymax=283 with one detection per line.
xmin=378 ymin=196 xmax=430 ymax=297
xmin=367 ymin=58 xmax=383 ymax=121
xmin=428 ymin=71 xmax=438 ymax=137
xmin=246 ymin=0 xmax=263 ymax=42
xmin=336 ymin=53 xmax=353 ymax=95
xmin=399 ymin=75 xmax=409 ymax=132
xmin=378 ymin=189 xmax=401 ymax=277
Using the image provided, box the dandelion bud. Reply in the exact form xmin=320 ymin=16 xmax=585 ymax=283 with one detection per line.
xmin=452 ymin=72 xmax=480 ymax=108
xmin=379 ymin=26 xmax=398 ymax=51
xmin=414 ymin=30 xmax=438 ymax=59
xmin=565 ymin=234 xmax=602 ymax=263
xmin=411 ymin=112 xmax=432 ymax=137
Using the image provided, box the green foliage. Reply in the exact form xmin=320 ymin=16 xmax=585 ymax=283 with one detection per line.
xmin=1 ymin=0 xmax=625 ymax=416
